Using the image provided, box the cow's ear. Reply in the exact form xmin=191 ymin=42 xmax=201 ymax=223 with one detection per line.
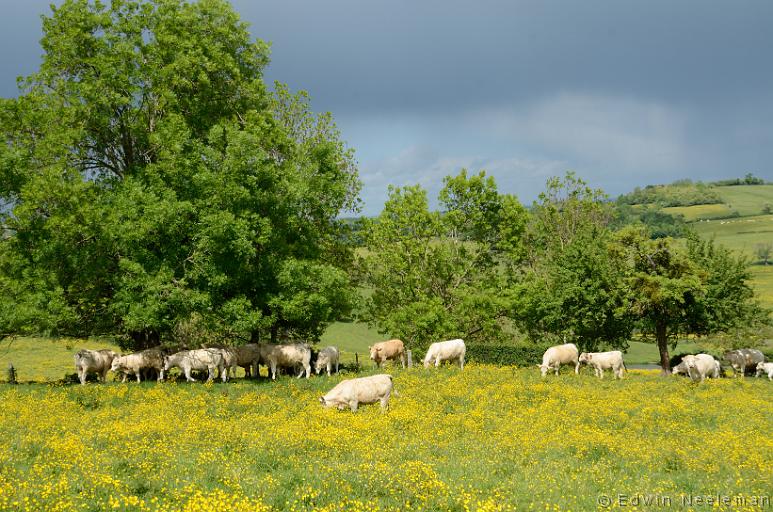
xmin=319 ymin=397 xmax=325 ymax=405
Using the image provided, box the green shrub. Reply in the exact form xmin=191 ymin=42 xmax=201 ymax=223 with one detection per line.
xmin=465 ymin=344 xmax=551 ymax=366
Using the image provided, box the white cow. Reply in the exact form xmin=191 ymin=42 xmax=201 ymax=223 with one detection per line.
xmin=110 ymin=349 xmax=165 ymax=382
xmin=74 ymin=349 xmax=118 ymax=385
xmin=538 ymin=343 xmax=579 ymax=377
xmin=423 ymin=338 xmax=466 ymax=369
xmin=163 ymin=349 xmax=225 ymax=382
xmin=756 ymin=361 xmax=773 ymax=380
xmin=264 ymin=343 xmax=312 ymax=380
xmin=214 ymin=348 xmax=239 ymax=381
xmin=682 ymin=354 xmax=721 ymax=383
xmin=671 ymin=361 xmax=689 ymax=376
xmin=579 ymin=351 xmax=626 ymax=379
xmin=315 ymin=346 xmax=340 ymax=376
xmin=319 ymin=374 xmax=395 ymax=412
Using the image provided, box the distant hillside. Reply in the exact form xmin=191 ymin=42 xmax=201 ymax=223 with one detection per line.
xmin=617 ymin=179 xmax=722 ymax=207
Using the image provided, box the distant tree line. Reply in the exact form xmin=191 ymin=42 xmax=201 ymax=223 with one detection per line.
xmin=617 ymin=180 xmax=722 ymax=207
xmin=709 ymin=173 xmax=768 ymax=187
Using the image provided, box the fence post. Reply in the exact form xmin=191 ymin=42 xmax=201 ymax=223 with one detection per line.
xmin=355 ymin=353 xmax=359 ymax=372
xmin=407 ymin=350 xmax=413 ymax=368
xmin=7 ymin=363 xmax=17 ymax=384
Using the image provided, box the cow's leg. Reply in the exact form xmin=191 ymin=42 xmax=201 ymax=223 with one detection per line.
xmin=136 ymin=371 xmax=141 ymax=383
xmin=554 ymin=364 xmax=559 ymax=376
xmin=459 ymin=355 xmax=465 ymax=370
xmin=335 ymin=361 xmax=339 ymax=374
xmin=185 ymin=367 xmax=196 ymax=382
xmin=158 ymin=368 xmax=164 ymax=382
xmin=270 ymin=361 xmax=277 ymax=380
xmin=575 ymin=361 xmax=580 ymax=374
xmin=349 ymin=401 xmax=359 ymax=412
xmin=380 ymin=395 xmax=390 ymax=412
xmin=79 ymin=368 xmax=87 ymax=385
xmin=327 ymin=363 xmax=332 ymax=377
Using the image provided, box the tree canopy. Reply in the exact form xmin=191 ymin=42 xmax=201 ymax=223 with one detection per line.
xmin=0 ymin=0 xmax=360 ymax=347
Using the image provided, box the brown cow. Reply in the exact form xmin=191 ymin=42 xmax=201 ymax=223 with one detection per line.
xmin=369 ymin=339 xmax=406 ymax=368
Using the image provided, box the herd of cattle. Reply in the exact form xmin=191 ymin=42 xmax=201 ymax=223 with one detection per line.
xmin=538 ymin=342 xmax=773 ymax=382
xmin=72 ymin=338 xmax=771 ymax=412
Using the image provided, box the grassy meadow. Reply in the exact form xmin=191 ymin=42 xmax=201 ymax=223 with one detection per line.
xmin=0 ymin=366 xmax=771 ymax=511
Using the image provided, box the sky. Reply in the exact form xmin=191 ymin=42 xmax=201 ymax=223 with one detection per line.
xmin=1 ymin=0 xmax=772 ymax=215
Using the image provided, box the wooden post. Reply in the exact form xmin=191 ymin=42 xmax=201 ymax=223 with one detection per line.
xmin=355 ymin=353 xmax=359 ymax=372
xmin=407 ymin=350 xmax=413 ymax=368
xmin=7 ymin=363 xmax=17 ymax=384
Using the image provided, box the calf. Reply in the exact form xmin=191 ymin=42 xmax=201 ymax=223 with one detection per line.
xmin=423 ymin=339 xmax=466 ymax=369
xmin=111 ymin=349 xmax=165 ymax=382
xmin=315 ymin=346 xmax=340 ymax=376
xmin=369 ymin=339 xmax=407 ymax=368
xmin=74 ymin=349 xmax=118 ymax=385
xmin=163 ymin=349 xmax=225 ymax=382
xmin=319 ymin=374 xmax=395 ymax=412
xmin=723 ymin=349 xmax=765 ymax=377
xmin=756 ymin=361 xmax=773 ymax=380
xmin=682 ymin=354 xmax=720 ymax=383
xmin=538 ymin=343 xmax=579 ymax=377
xmin=579 ymin=351 xmax=625 ymax=379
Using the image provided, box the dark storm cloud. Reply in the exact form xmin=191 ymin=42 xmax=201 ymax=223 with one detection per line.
xmin=2 ymin=1 xmax=772 ymax=214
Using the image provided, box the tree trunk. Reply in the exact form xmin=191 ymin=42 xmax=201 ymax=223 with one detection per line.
xmin=656 ymin=320 xmax=671 ymax=375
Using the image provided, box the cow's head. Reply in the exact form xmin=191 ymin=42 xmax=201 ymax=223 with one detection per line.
xmin=369 ymin=346 xmax=380 ymax=361
xmin=537 ymin=364 xmax=549 ymax=377
xmin=319 ymin=396 xmax=327 ymax=406
xmin=110 ymin=358 xmax=123 ymax=372
xmin=578 ymin=353 xmax=591 ymax=364
xmin=162 ymin=355 xmax=172 ymax=371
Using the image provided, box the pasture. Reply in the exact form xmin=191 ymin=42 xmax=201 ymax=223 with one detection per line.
xmin=0 ymin=366 xmax=771 ymax=511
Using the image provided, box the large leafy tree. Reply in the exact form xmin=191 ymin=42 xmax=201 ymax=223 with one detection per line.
xmin=0 ymin=0 xmax=359 ymax=346
xmin=615 ymin=227 xmax=765 ymax=373
xmin=358 ymin=170 xmax=527 ymax=351
xmin=515 ymin=173 xmax=633 ymax=351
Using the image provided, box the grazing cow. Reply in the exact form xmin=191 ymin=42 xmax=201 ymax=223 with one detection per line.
xmin=315 ymin=346 xmax=340 ymax=376
xmin=214 ymin=348 xmax=240 ymax=381
xmin=723 ymin=349 xmax=765 ymax=377
xmin=163 ymin=349 xmax=225 ymax=382
xmin=110 ymin=349 xmax=165 ymax=383
xmin=74 ymin=349 xmax=118 ymax=385
xmin=537 ymin=343 xmax=579 ymax=377
xmin=579 ymin=351 xmax=626 ymax=379
xmin=671 ymin=361 xmax=689 ymax=376
xmin=682 ymin=354 xmax=720 ymax=383
xmin=423 ymin=339 xmax=466 ymax=369
xmin=756 ymin=361 xmax=773 ymax=380
xmin=233 ymin=343 xmax=262 ymax=378
xmin=319 ymin=374 xmax=395 ymax=412
xmin=263 ymin=343 xmax=312 ymax=380
xmin=369 ymin=339 xmax=407 ymax=368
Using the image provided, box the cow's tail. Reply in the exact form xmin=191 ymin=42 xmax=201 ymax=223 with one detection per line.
xmin=389 ymin=374 xmax=399 ymax=397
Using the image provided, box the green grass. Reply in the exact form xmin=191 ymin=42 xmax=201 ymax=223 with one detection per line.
xmin=0 ymin=337 xmax=120 ymax=382
xmin=715 ymin=184 xmax=773 ymax=216
xmin=662 ymin=203 xmax=734 ymax=221
xmin=690 ymin=214 xmax=773 ymax=258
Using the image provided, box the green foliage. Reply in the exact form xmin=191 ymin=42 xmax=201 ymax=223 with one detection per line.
xmin=612 ymin=205 xmax=687 ymax=239
xmin=618 ymin=180 xmax=722 ymax=207
xmin=709 ymin=173 xmax=767 ymax=186
xmin=0 ymin=0 xmax=359 ymax=347
xmin=464 ymin=343 xmax=551 ymax=366
xmin=358 ymin=170 xmax=527 ymax=352
xmin=516 ymin=173 xmax=632 ymax=352
xmin=614 ymin=227 xmax=766 ymax=372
